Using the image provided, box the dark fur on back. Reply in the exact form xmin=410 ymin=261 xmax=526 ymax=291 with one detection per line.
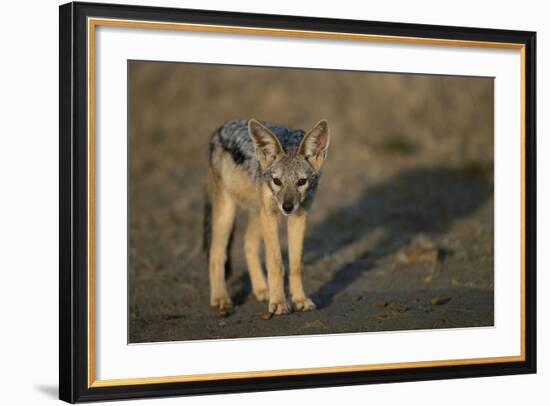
xmin=210 ymin=119 xmax=306 ymax=179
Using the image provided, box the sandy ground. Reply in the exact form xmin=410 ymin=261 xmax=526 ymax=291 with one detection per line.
xmin=128 ymin=61 xmax=494 ymax=342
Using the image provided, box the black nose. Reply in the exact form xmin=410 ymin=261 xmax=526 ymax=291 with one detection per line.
xmin=282 ymin=202 xmax=294 ymax=213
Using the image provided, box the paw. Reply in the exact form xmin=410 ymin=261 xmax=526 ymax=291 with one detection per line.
xmin=268 ymin=300 xmax=291 ymax=315
xmin=292 ymin=297 xmax=316 ymax=311
xmin=210 ymin=296 xmax=233 ymax=317
xmin=253 ymin=288 xmax=269 ymax=303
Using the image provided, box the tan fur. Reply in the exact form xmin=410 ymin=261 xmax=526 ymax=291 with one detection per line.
xmin=244 ymin=210 xmax=268 ymax=302
xmin=207 ymin=119 xmax=329 ymax=316
xmin=207 ymin=167 xmax=236 ymax=310
xmin=208 ymin=175 xmax=317 ymax=314
xmin=260 ymin=202 xmax=290 ymax=314
xmin=288 ymin=213 xmax=315 ymax=310
xmin=219 ymin=154 xmax=258 ymax=208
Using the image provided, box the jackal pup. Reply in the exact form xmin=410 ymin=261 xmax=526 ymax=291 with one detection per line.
xmin=205 ymin=118 xmax=330 ymax=316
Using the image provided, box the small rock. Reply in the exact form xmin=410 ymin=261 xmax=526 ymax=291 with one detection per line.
xmin=396 ymin=234 xmax=440 ymax=265
xmin=211 ymin=306 xmax=230 ymax=318
xmin=372 ymin=300 xmax=389 ymax=308
xmin=304 ymin=319 xmax=325 ymax=329
xmin=351 ymin=295 xmax=363 ymax=304
xmin=217 ymin=320 xmax=226 ymax=327
xmin=430 ymin=295 xmax=452 ymax=306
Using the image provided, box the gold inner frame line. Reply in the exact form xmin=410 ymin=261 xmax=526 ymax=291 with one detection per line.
xmin=87 ymin=17 xmax=527 ymax=388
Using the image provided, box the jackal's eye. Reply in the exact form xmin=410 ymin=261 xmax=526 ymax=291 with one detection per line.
xmin=272 ymin=177 xmax=282 ymax=186
xmin=297 ymin=178 xmax=307 ymax=186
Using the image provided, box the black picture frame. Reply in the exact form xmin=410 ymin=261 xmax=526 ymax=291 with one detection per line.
xmin=59 ymin=1 xmax=537 ymax=403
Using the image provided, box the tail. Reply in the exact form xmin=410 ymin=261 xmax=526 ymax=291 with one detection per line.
xmin=203 ymin=193 xmax=234 ymax=280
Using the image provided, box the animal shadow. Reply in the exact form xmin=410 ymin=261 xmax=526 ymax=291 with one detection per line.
xmin=305 ymin=166 xmax=492 ymax=309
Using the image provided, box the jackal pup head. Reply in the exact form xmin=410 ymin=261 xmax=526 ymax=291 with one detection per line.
xmin=248 ymin=119 xmax=330 ymax=216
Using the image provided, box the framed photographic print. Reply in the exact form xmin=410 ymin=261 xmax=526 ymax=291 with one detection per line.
xmin=59 ymin=1 xmax=537 ymax=403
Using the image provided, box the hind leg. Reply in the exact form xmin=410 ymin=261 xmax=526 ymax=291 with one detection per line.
xmin=208 ymin=175 xmax=236 ymax=314
xmin=244 ymin=210 xmax=268 ymax=302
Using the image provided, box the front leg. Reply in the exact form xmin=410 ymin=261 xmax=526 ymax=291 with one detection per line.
xmin=288 ymin=213 xmax=316 ymax=311
xmin=260 ymin=207 xmax=290 ymax=315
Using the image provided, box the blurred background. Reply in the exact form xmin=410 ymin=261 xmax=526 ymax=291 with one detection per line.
xmin=128 ymin=61 xmax=494 ymax=342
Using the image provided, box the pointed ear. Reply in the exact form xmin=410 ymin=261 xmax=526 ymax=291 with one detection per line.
xmin=299 ymin=119 xmax=330 ymax=171
xmin=248 ymin=119 xmax=283 ymax=169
